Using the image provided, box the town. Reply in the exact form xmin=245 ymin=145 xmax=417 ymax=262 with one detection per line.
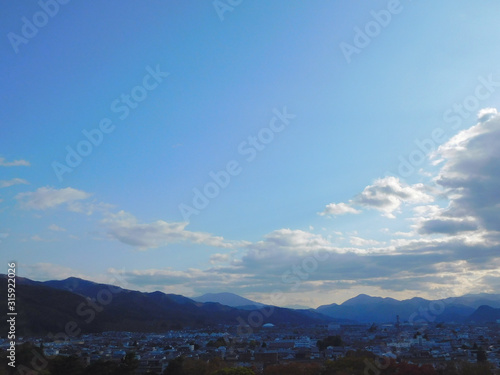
xmin=2 ymin=320 xmax=499 ymax=374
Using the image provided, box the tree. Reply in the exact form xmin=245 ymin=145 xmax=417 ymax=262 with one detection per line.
xmin=477 ymin=347 xmax=487 ymax=362
xmin=264 ymin=362 xmax=321 ymax=375
xmin=116 ymin=352 xmax=139 ymax=375
xmin=322 ymin=357 xmax=371 ymax=375
xmin=317 ymin=335 xmax=343 ymax=350
xmin=211 ymin=367 xmax=255 ymax=375
xmin=48 ymin=355 xmax=85 ymax=375
xmin=451 ymin=360 xmax=494 ymax=375
xmin=207 ymin=338 xmax=227 ymax=348
xmin=394 ymin=362 xmax=437 ymax=375
xmin=83 ymin=360 xmax=119 ymax=375
xmin=182 ymin=358 xmax=211 ymax=375
xmin=164 ymin=356 xmax=185 ymax=375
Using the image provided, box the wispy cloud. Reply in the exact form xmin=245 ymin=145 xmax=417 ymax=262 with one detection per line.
xmin=48 ymin=224 xmax=67 ymax=232
xmin=0 ymin=178 xmax=28 ymax=188
xmin=30 ymin=235 xmax=56 ymax=242
xmin=0 ymin=157 xmax=30 ymax=167
xmin=319 ymin=202 xmax=361 ymax=216
xmin=103 ymin=210 xmax=248 ymax=250
xmin=16 ymin=187 xmax=91 ymax=210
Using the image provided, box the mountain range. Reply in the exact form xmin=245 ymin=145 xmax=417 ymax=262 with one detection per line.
xmin=2 ymin=275 xmax=500 ymax=337
xmin=194 ymin=291 xmax=500 ymax=324
xmin=316 ymin=293 xmax=500 ymax=323
xmin=0 ymin=275 xmax=333 ymax=337
xmin=193 ymin=292 xmax=264 ymax=308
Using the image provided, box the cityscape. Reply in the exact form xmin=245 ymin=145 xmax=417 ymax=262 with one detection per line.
xmin=1 ymin=276 xmax=500 ymax=374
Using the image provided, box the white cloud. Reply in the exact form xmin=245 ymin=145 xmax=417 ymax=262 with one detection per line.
xmin=108 ymin=267 xmax=248 ymax=296
xmin=353 ymin=177 xmax=434 ymax=218
xmin=210 ymin=253 xmax=233 ymax=264
xmin=16 ymin=187 xmax=91 ymax=210
xmin=22 ymin=263 xmax=91 ymax=281
xmin=247 ymin=228 xmax=335 ymax=256
xmin=424 ymin=108 xmax=500 ymax=233
xmin=108 ymin=227 xmax=500 ymax=306
xmin=103 ymin=210 xmax=245 ymax=250
xmin=0 ymin=178 xmax=28 ymax=188
xmin=48 ymin=224 xmax=67 ymax=232
xmin=477 ymin=107 xmax=497 ymax=122
xmin=66 ymin=201 xmax=114 ymax=216
xmin=30 ymin=235 xmax=56 ymax=242
xmin=319 ymin=202 xmax=360 ymax=216
xmin=321 ymin=177 xmax=434 ymax=219
xmin=393 ymin=231 xmax=415 ymax=237
xmin=0 ymin=157 xmax=30 ymax=167
xmin=349 ymin=236 xmax=381 ymax=247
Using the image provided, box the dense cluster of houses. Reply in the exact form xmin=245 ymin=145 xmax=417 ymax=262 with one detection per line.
xmin=2 ymin=321 xmax=500 ymax=374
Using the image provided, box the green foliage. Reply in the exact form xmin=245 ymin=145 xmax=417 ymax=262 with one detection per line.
xmin=83 ymin=360 xmax=119 ymax=375
xmin=48 ymin=355 xmax=85 ymax=375
xmin=116 ymin=352 xmax=139 ymax=375
xmin=437 ymin=360 xmax=493 ymax=375
xmin=264 ymin=362 xmax=322 ymax=375
xmin=211 ymin=367 xmax=255 ymax=375
xmin=322 ymin=358 xmax=439 ymax=375
xmin=162 ymin=357 xmax=228 ymax=375
xmin=164 ymin=356 xmax=185 ymax=375
xmin=2 ymin=343 xmax=495 ymax=375
xmin=389 ymin=362 xmax=437 ymax=374
xmin=322 ymin=357 xmax=371 ymax=375
xmin=476 ymin=347 xmax=487 ymax=362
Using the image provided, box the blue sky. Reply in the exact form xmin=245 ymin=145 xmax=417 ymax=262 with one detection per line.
xmin=2 ymin=0 xmax=500 ymax=308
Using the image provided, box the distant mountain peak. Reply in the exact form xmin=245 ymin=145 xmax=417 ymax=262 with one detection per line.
xmin=193 ymin=292 xmax=263 ymax=307
xmin=342 ymin=294 xmax=384 ymax=306
xmin=467 ymin=305 xmax=500 ymax=323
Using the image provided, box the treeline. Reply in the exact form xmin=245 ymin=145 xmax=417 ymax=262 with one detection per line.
xmin=0 ymin=342 xmax=138 ymax=375
xmin=1 ymin=343 xmax=495 ymax=375
xmin=263 ymin=358 xmax=494 ymax=375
